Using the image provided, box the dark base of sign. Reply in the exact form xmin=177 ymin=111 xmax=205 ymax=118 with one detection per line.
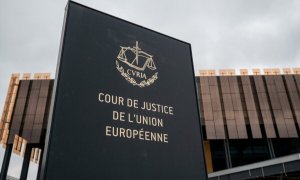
xmin=0 ymin=144 xmax=12 ymax=180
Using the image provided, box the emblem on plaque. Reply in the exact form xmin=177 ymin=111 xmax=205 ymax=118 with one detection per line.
xmin=116 ymin=41 xmax=158 ymax=88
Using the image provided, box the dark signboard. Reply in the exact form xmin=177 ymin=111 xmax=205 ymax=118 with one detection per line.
xmin=40 ymin=1 xmax=207 ymax=179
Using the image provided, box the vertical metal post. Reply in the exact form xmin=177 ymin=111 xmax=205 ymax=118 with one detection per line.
xmin=0 ymin=144 xmax=13 ymax=180
xmin=20 ymin=144 xmax=33 ymax=180
xmin=267 ymin=139 xmax=276 ymax=158
xmin=36 ymin=148 xmax=43 ymax=179
xmin=224 ymin=139 xmax=232 ymax=168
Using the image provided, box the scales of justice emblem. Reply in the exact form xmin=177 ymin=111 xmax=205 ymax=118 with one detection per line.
xmin=116 ymin=41 xmax=158 ymax=88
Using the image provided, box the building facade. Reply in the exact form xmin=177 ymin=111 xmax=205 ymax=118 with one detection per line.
xmin=0 ymin=73 xmax=53 ymax=180
xmin=1 ymin=68 xmax=300 ymax=179
xmin=197 ymin=68 xmax=300 ymax=179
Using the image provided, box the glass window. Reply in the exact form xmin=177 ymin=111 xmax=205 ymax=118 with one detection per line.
xmin=229 ymin=139 xmax=270 ymax=167
xmin=210 ymin=140 xmax=227 ymax=171
xmin=272 ymin=138 xmax=300 ymax=157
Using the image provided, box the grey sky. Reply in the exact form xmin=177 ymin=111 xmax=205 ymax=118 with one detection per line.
xmin=1 ymin=0 xmax=300 ymax=179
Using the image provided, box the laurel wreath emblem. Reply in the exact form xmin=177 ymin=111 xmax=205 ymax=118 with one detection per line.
xmin=116 ymin=61 xmax=158 ymax=88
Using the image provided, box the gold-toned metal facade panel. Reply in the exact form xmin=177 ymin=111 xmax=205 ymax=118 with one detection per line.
xmin=284 ymin=75 xmax=300 ymax=131
xmin=235 ymin=110 xmax=247 ymax=138
xmin=199 ymin=76 xmax=225 ymax=139
xmin=251 ymin=76 xmax=277 ymax=138
xmin=12 ymin=135 xmax=26 ymax=156
xmin=22 ymin=81 xmax=42 ymax=142
xmin=293 ymin=68 xmax=300 ymax=74
xmin=209 ymin=77 xmax=225 ymax=139
xmin=33 ymin=73 xmax=51 ymax=80
xmin=0 ymin=74 xmax=20 ymax=146
xmin=30 ymin=148 xmax=41 ymax=163
xmin=199 ymin=70 xmax=216 ymax=76
xmin=198 ymin=68 xmax=300 ymax=139
xmin=213 ymin=112 xmax=225 ymax=138
xmin=205 ymin=121 xmax=216 ymax=139
xmin=201 ymin=67 xmax=300 ymax=76
xmin=30 ymin=80 xmax=50 ymax=143
xmin=1 ymin=73 xmax=52 ymax=164
xmin=283 ymin=68 xmax=292 ymax=74
xmin=200 ymin=76 xmax=216 ymax=139
xmin=272 ymin=110 xmax=289 ymax=137
xmin=220 ymin=76 xmax=247 ymax=139
xmin=226 ymin=119 xmax=238 ymax=138
xmin=295 ymin=75 xmax=300 ymax=92
xmin=229 ymin=77 xmax=247 ymax=138
xmin=252 ymin=69 xmax=261 ymax=75
xmin=203 ymin=141 xmax=213 ymax=173
xmin=263 ymin=68 xmax=281 ymax=75
xmin=202 ymin=94 xmax=213 ymax=121
xmin=219 ymin=69 xmax=236 ymax=76
xmin=241 ymin=76 xmax=262 ymax=138
xmin=22 ymin=73 xmax=31 ymax=80
xmin=240 ymin=69 xmax=248 ymax=75
xmin=220 ymin=76 xmax=238 ymax=139
xmin=7 ymin=81 xmax=30 ymax=144
xmin=265 ymin=76 xmax=298 ymax=138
